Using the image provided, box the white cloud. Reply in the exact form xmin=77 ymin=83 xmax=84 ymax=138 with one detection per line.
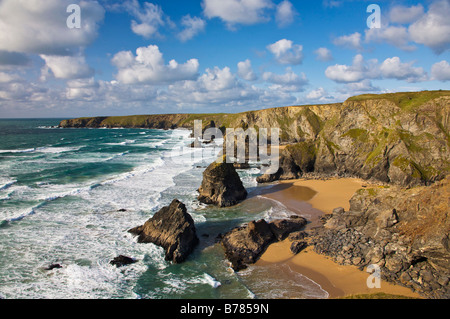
xmin=0 ymin=71 xmax=21 ymax=83
xmin=314 ymin=47 xmax=333 ymax=62
xmin=408 ymin=0 xmax=450 ymax=54
xmin=122 ymin=0 xmax=165 ymax=38
xmin=431 ymin=60 xmax=450 ymax=81
xmin=178 ymin=15 xmax=206 ymax=42
xmin=275 ymin=1 xmax=297 ymax=28
xmin=389 ymin=4 xmax=424 ymax=24
xmin=326 ymin=54 xmax=428 ymax=84
xmin=306 ymin=87 xmax=327 ymax=100
xmin=365 ymin=26 xmax=416 ymax=51
xmin=379 ymin=57 xmax=428 ymax=83
xmin=237 ymin=59 xmax=257 ymax=81
xmin=262 ymin=67 xmax=308 ymax=92
xmin=267 ymin=39 xmax=303 ymax=65
xmin=111 ymin=45 xmax=199 ymax=85
xmin=333 ymin=32 xmax=362 ymax=50
xmin=0 ymin=0 xmax=104 ymax=56
xmin=40 ymin=55 xmax=94 ymax=80
xmin=325 ymin=54 xmax=378 ymax=83
xmin=202 ymin=0 xmax=274 ymax=28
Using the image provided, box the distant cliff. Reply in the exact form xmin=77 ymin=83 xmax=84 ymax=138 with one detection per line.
xmin=60 ymin=90 xmax=450 ymax=187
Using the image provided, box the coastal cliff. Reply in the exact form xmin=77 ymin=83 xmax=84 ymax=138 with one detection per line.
xmin=60 ymin=91 xmax=450 ymax=188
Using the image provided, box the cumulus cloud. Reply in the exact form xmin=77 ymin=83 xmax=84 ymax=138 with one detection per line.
xmin=365 ymin=26 xmax=416 ymax=51
xmin=40 ymin=55 xmax=94 ymax=80
xmin=389 ymin=4 xmax=424 ymax=24
xmin=267 ymin=39 xmax=303 ymax=65
xmin=275 ymin=1 xmax=297 ymax=28
xmin=333 ymin=32 xmax=362 ymax=50
xmin=314 ymin=47 xmax=333 ymax=62
xmin=237 ymin=59 xmax=257 ymax=81
xmin=111 ymin=45 xmax=200 ymax=85
xmin=178 ymin=15 xmax=206 ymax=42
xmin=326 ymin=54 xmax=428 ymax=84
xmin=0 ymin=0 xmax=104 ymax=56
xmin=202 ymin=0 xmax=274 ymax=28
xmin=408 ymin=0 xmax=450 ymax=54
xmin=325 ymin=54 xmax=378 ymax=83
xmin=121 ymin=0 xmax=166 ymax=38
xmin=262 ymin=68 xmax=308 ymax=92
xmin=431 ymin=60 xmax=450 ymax=81
xmin=379 ymin=57 xmax=428 ymax=83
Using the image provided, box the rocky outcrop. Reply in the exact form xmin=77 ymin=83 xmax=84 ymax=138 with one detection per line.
xmin=110 ymin=255 xmax=137 ymax=267
xmin=197 ymin=158 xmax=247 ymax=207
xmin=220 ymin=216 xmax=307 ymax=271
xmin=128 ymin=199 xmax=199 ymax=264
xmin=255 ymin=93 xmax=450 ymax=188
xmin=310 ymin=176 xmax=450 ymax=298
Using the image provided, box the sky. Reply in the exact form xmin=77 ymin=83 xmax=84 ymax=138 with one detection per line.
xmin=0 ymin=0 xmax=449 ymax=118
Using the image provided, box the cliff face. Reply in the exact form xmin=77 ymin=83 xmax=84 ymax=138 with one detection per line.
xmin=311 ymin=176 xmax=450 ymax=298
xmin=60 ymin=91 xmax=450 ymax=187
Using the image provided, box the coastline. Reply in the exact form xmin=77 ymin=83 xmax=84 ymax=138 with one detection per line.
xmin=256 ymin=178 xmax=423 ymax=299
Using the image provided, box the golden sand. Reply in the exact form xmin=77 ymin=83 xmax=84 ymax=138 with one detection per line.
xmin=257 ymin=178 xmax=422 ymax=299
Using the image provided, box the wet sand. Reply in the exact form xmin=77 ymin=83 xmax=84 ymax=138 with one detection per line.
xmin=256 ymin=178 xmax=422 ymax=299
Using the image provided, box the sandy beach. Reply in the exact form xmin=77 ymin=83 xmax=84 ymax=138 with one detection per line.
xmin=257 ymin=178 xmax=422 ymax=299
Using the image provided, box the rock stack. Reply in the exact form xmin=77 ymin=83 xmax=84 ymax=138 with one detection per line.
xmin=129 ymin=199 xmax=199 ymax=264
xmin=197 ymin=157 xmax=248 ymax=207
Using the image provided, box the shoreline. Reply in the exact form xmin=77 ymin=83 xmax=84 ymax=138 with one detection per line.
xmin=255 ymin=177 xmax=423 ymax=299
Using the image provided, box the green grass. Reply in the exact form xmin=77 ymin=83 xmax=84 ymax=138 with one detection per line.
xmin=347 ymin=90 xmax=450 ymax=112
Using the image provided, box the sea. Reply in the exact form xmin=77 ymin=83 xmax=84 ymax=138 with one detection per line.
xmin=0 ymin=119 xmax=328 ymax=299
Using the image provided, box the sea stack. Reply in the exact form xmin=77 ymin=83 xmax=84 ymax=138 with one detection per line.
xmin=128 ymin=199 xmax=199 ymax=264
xmin=197 ymin=157 xmax=248 ymax=207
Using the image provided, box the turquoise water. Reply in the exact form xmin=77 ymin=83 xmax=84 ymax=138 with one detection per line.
xmin=0 ymin=119 xmax=327 ymax=299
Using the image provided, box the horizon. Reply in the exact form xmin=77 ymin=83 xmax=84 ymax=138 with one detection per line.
xmin=0 ymin=1 xmax=450 ymax=118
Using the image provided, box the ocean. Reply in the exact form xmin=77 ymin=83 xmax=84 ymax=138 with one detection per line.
xmin=0 ymin=119 xmax=327 ymax=299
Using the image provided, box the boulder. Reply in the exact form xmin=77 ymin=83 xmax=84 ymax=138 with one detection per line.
xmin=197 ymin=158 xmax=247 ymax=207
xmin=221 ymin=217 xmax=307 ymax=271
xmin=110 ymin=255 xmax=137 ymax=267
xmin=290 ymin=241 xmax=308 ymax=255
xmin=128 ymin=199 xmax=199 ymax=264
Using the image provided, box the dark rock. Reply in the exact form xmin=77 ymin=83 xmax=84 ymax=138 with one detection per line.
xmin=44 ymin=264 xmax=62 ymax=271
xmin=110 ymin=255 xmax=137 ymax=267
xmin=197 ymin=158 xmax=247 ymax=207
xmin=221 ymin=220 xmax=276 ymax=271
xmin=269 ymin=217 xmax=307 ymax=241
xmin=290 ymin=241 xmax=308 ymax=255
xmin=128 ymin=199 xmax=199 ymax=263
xmin=117 ymin=208 xmax=127 ymax=212
xmin=221 ymin=217 xmax=307 ymax=271
xmin=288 ymin=231 xmax=308 ymax=241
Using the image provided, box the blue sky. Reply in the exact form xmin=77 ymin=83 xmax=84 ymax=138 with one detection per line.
xmin=0 ymin=0 xmax=449 ymax=118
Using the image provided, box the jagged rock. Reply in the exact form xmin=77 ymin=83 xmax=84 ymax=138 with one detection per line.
xmin=221 ymin=216 xmax=307 ymax=271
xmin=290 ymin=241 xmax=308 ymax=255
xmin=128 ymin=199 xmax=199 ymax=264
xmin=44 ymin=264 xmax=62 ymax=271
xmin=110 ymin=255 xmax=137 ymax=267
xmin=197 ymin=158 xmax=247 ymax=207
xmin=311 ymin=176 xmax=450 ymax=299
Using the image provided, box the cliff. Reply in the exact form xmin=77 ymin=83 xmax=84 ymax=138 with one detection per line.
xmin=60 ymin=90 xmax=450 ymax=187
xmin=311 ymin=176 xmax=450 ymax=298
